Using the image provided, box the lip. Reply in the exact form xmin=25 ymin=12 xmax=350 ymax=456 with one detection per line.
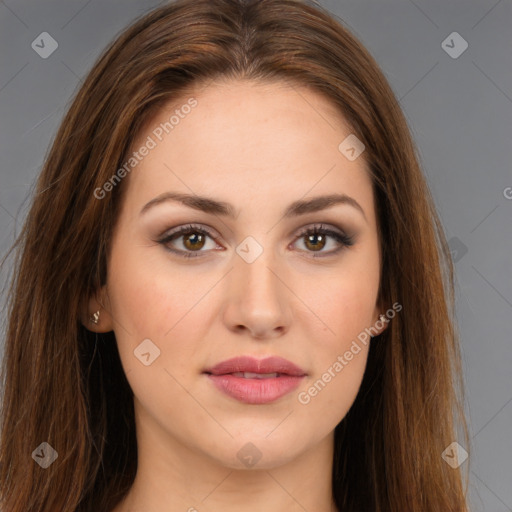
xmin=203 ymin=356 xmax=307 ymax=405
xmin=205 ymin=356 xmax=307 ymax=377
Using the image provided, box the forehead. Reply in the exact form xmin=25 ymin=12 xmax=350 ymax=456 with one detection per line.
xmin=122 ymin=79 xmax=374 ymax=224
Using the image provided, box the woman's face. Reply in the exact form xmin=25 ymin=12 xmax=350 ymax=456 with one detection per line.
xmin=98 ymin=79 xmax=385 ymax=470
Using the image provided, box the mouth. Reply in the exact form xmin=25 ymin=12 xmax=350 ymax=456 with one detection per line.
xmin=203 ymin=355 xmax=307 ymax=377
xmin=203 ymin=356 xmax=307 ymax=404
xmin=229 ymin=372 xmax=281 ymax=379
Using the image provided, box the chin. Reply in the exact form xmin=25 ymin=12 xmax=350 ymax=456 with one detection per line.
xmin=202 ymin=435 xmax=305 ymax=470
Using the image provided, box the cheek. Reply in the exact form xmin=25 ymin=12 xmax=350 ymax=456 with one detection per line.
xmin=106 ymin=248 xmax=234 ymax=395
xmin=107 ymin=248 xmax=207 ymax=337
xmin=295 ymin=250 xmax=379 ymax=408
xmin=105 ymin=255 xmax=210 ymax=409
xmin=296 ymin=336 xmax=370 ymax=436
xmin=301 ymin=262 xmax=380 ymax=347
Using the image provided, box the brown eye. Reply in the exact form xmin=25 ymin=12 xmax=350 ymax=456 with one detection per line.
xmin=158 ymin=224 xmax=219 ymax=258
xmin=181 ymin=231 xmax=207 ymax=251
xmin=303 ymin=232 xmax=327 ymax=252
xmin=293 ymin=224 xmax=354 ymax=257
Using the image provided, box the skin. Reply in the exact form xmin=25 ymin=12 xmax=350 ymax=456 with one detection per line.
xmin=84 ymin=78 xmax=388 ymax=512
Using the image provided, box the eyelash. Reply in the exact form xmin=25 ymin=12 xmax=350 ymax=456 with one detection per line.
xmin=157 ymin=223 xmax=354 ymax=259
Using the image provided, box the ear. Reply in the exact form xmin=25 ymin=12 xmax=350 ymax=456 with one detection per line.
xmin=371 ymin=300 xmax=390 ymax=337
xmin=80 ymin=285 xmax=114 ymax=333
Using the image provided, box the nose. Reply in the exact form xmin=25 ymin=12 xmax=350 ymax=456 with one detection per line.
xmin=221 ymin=249 xmax=292 ymax=340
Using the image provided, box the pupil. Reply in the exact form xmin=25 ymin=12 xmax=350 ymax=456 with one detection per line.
xmin=185 ymin=232 xmax=204 ymax=250
xmin=307 ymin=234 xmax=325 ymax=251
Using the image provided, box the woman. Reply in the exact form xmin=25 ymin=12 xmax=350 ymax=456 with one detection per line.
xmin=0 ymin=0 xmax=470 ymax=510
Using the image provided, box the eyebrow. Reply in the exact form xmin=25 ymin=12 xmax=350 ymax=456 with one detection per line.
xmin=140 ymin=191 xmax=367 ymax=222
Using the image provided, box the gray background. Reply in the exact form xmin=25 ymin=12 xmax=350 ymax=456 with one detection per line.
xmin=0 ymin=0 xmax=511 ymax=510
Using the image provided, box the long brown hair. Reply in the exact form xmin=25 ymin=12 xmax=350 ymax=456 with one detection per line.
xmin=0 ymin=0 xmax=470 ymax=510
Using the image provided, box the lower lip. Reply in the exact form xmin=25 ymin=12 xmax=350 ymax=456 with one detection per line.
xmin=206 ymin=374 xmax=305 ymax=404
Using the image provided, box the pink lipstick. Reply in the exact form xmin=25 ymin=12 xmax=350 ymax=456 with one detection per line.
xmin=203 ymin=356 xmax=307 ymax=405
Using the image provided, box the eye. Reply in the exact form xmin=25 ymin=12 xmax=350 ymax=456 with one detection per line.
xmin=157 ymin=223 xmax=355 ymax=259
xmin=292 ymin=223 xmax=354 ymax=257
xmin=157 ymin=224 xmax=220 ymax=259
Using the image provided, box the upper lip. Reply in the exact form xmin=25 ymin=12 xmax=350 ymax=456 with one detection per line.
xmin=204 ymin=356 xmax=307 ymax=376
